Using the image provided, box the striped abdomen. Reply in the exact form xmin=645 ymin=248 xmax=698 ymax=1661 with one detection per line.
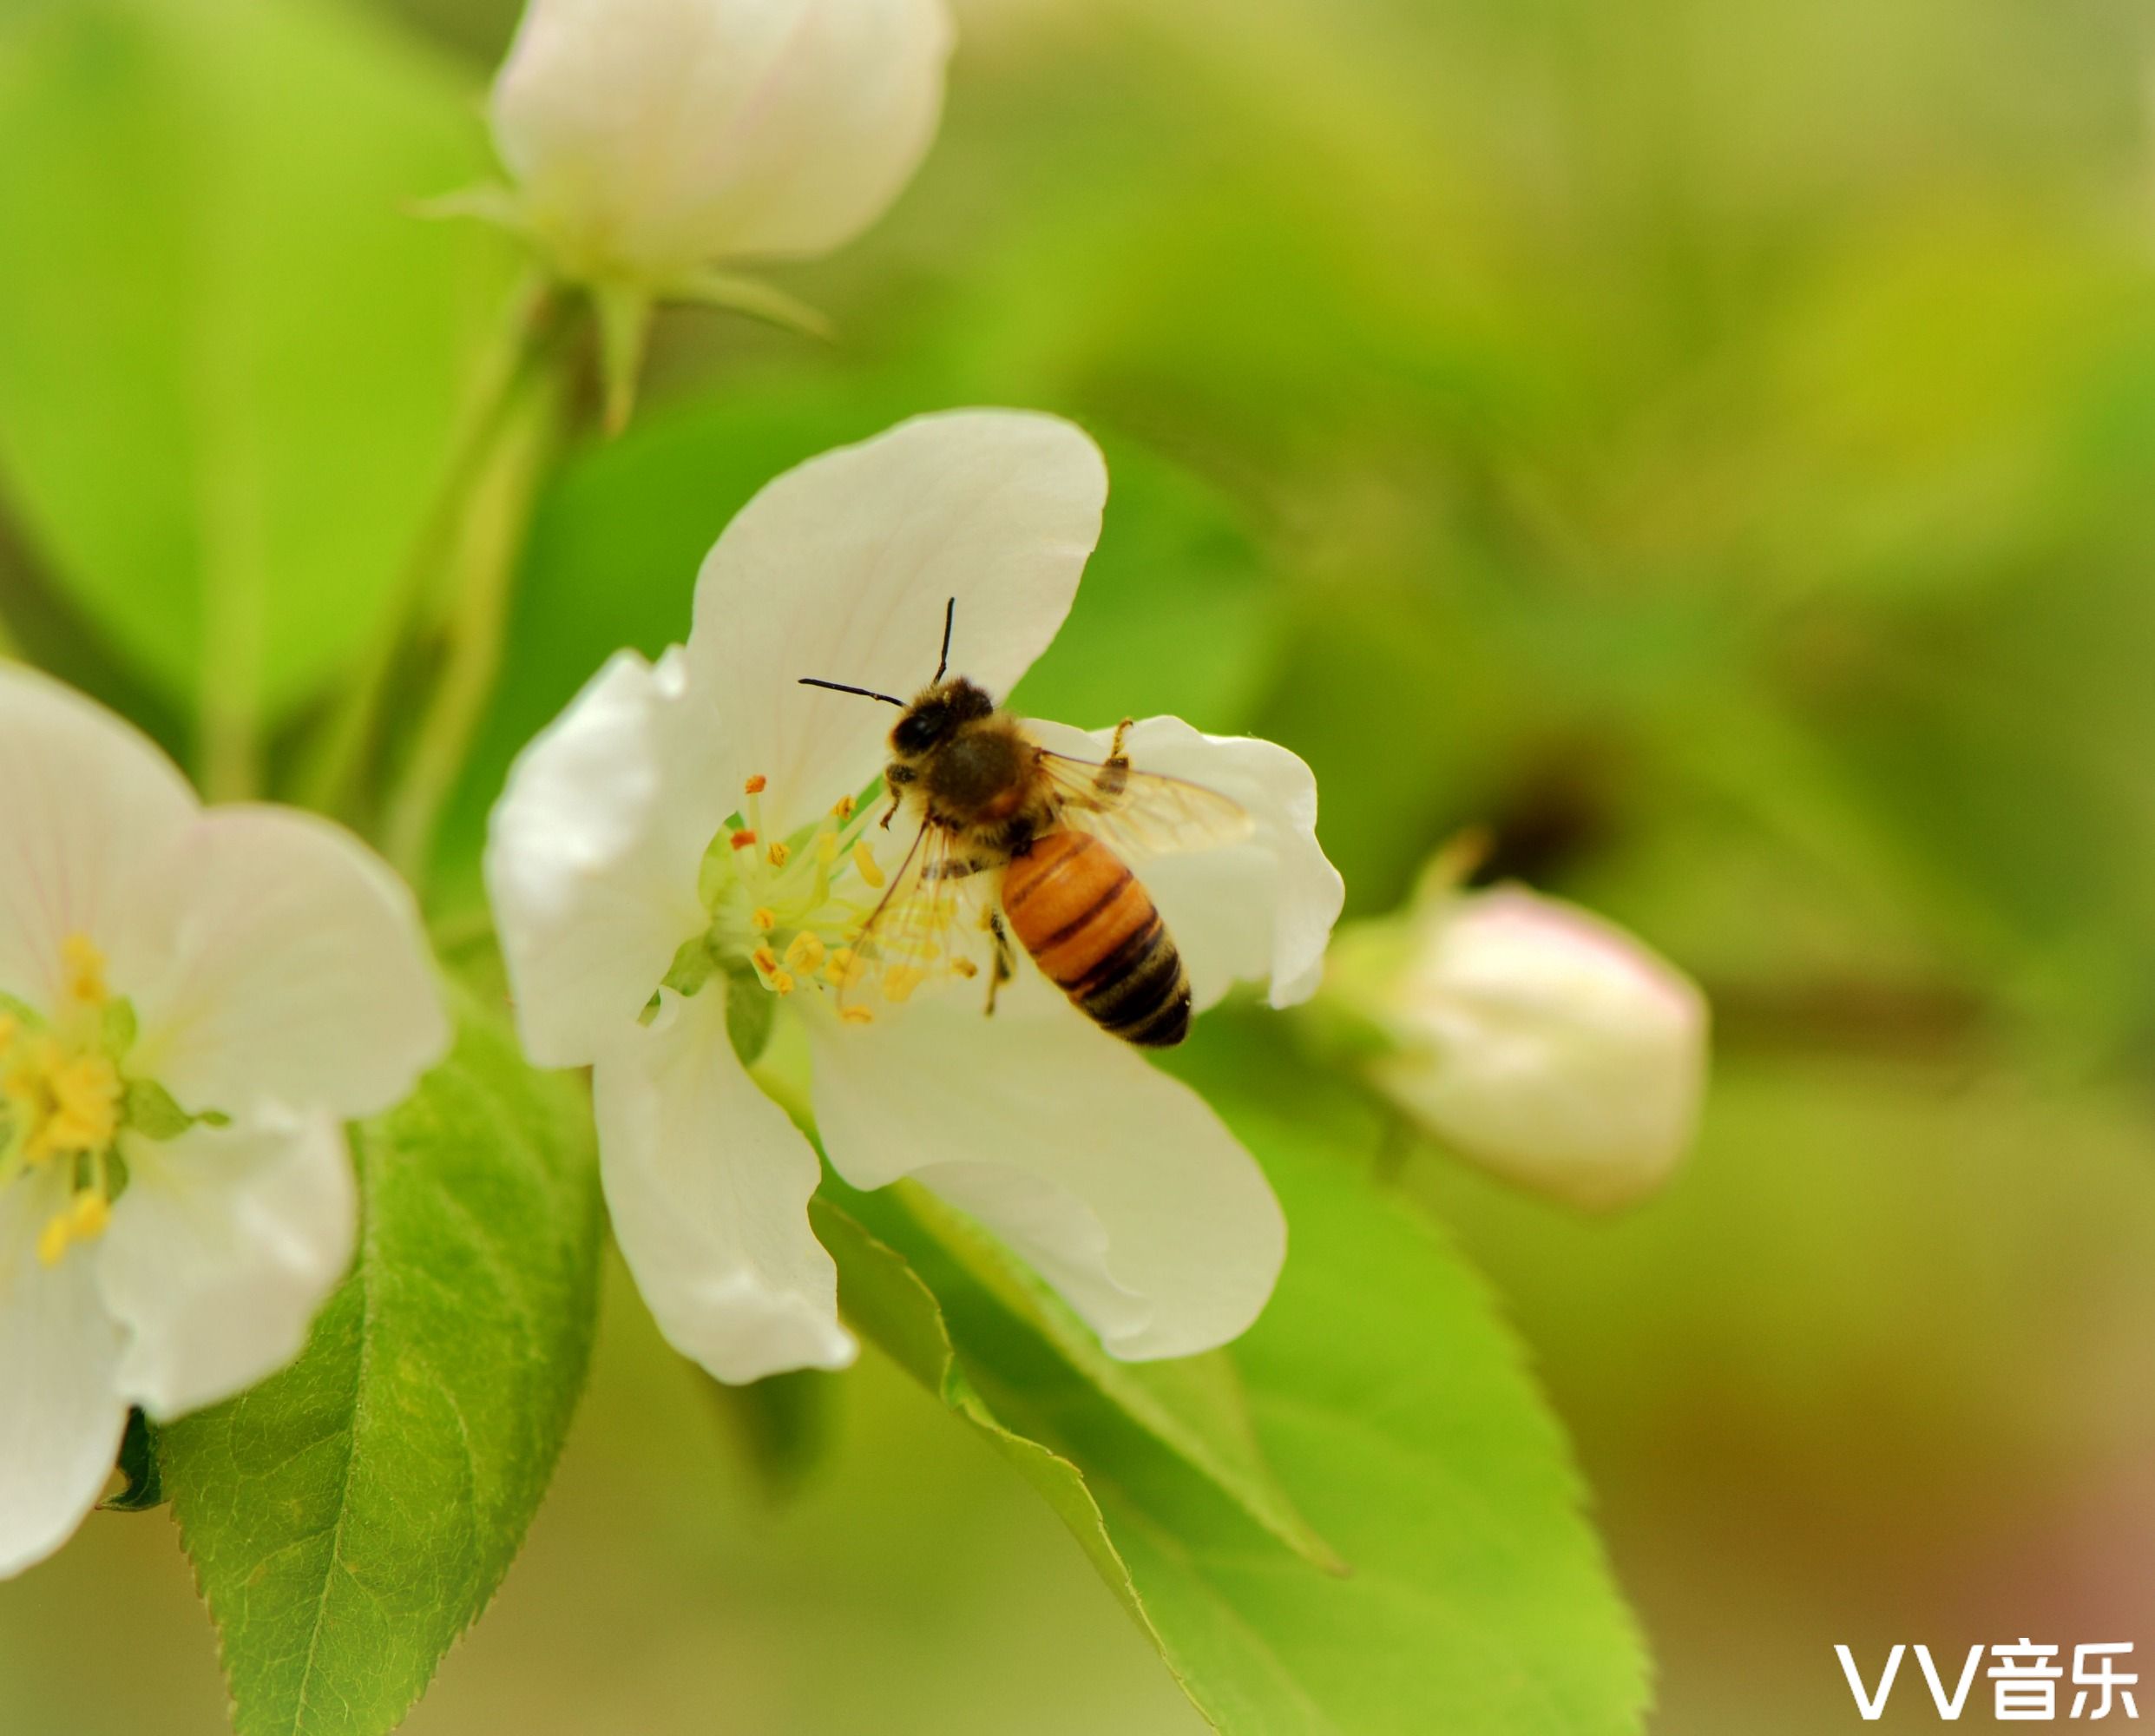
xmin=1002 ymin=830 xmax=1191 ymax=1048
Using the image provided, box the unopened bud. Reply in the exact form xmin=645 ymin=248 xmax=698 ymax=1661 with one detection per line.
xmin=1330 ymin=883 xmax=1708 ymax=1209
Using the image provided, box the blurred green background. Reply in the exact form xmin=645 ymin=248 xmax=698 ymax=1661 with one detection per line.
xmin=7 ymin=0 xmax=2155 ymax=1728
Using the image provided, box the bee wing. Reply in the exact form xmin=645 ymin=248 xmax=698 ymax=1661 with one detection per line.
xmin=839 ymin=822 xmax=1000 ymax=1014
xmin=1035 ymin=747 xmax=1255 ymax=858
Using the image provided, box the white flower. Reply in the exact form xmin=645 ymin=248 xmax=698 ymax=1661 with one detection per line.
xmin=1341 ymin=882 xmax=1708 ymax=1210
xmin=489 ymin=0 xmax=954 ymax=294
xmin=485 ymin=410 xmax=1344 ymax=1384
xmin=0 ymin=667 xmax=449 ymax=1577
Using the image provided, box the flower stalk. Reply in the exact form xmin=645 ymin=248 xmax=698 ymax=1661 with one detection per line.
xmin=299 ymin=272 xmax=571 ymax=831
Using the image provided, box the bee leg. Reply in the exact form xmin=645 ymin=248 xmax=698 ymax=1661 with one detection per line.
xmin=985 ymin=910 xmax=1015 ymax=1017
xmin=879 ymin=793 xmax=903 ymax=830
xmin=1091 ymin=718 xmax=1135 ymax=802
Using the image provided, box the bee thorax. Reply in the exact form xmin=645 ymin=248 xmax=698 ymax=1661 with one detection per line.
xmin=921 ymin=725 xmax=1034 ymax=826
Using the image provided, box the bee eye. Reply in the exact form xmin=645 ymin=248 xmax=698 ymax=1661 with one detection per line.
xmin=892 ymin=708 xmax=943 ymax=753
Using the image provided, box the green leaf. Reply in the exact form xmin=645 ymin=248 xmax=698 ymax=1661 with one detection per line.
xmin=834 ymin=1100 xmax=1649 ymax=1735
xmin=161 ymin=995 xmax=604 ymax=1736
xmin=809 ymin=1198 xmax=1166 ymax=1644
xmin=890 ymin=1183 xmax=1344 ymax=1574
xmin=0 ymin=0 xmax=515 ymax=736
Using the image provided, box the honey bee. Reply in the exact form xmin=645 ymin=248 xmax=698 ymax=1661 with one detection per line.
xmin=800 ymin=600 xmax=1252 ymax=1048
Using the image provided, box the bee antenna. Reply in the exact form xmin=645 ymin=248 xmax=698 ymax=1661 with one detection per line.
xmin=934 ymin=596 xmax=956 ymax=684
xmin=798 ymin=677 xmax=906 ymax=707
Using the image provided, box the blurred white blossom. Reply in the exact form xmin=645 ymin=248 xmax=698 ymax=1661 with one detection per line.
xmin=1330 ymin=876 xmax=1707 ymax=1210
xmin=479 ymin=0 xmax=955 ymax=422
xmin=0 ymin=667 xmax=447 ymax=1577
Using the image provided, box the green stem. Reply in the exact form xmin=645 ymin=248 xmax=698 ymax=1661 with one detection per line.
xmin=297 ymin=270 xmax=563 ymax=820
xmin=380 ymin=363 xmax=567 ymax=885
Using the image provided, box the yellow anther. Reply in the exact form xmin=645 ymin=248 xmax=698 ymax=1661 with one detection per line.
xmin=766 ymin=840 xmax=791 ymax=868
xmin=61 ymin=934 xmax=108 ymax=1007
xmin=752 ymin=908 xmax=778 ymax=933
xmin=744 ymin=774 xmax=767 ymax=795
xmin=785 ymin=932 xmax=827 ymax=973
xmin=883 ymin=966 xmax=925 ymax=1004
xmin=47 ymin=1055 xmax=120 ymax=1149
xmin=831 ymin=794 xmax=856 ymax=821
xmin=36 ymin=1214 xmax=71 ymax=1268
xmin=851 ymin=842 xmax=885 ymax=889
xmin=16 ymin=1048 xmax=121 ymax=1165
xmin=839 ymin=1005 xmax=875 ymax=1026
xmin=769 ymin=970 xmax=796 ymax=996
xmin=950 ymin=957 xmax=979 ymax=979
xmin=816 ymin=831 xmax=839 ymax=865
xmin=823 ymin=947 xmax=860 ymax=987
xmin=750 ymin=946 xmax=781 ymax=980
xmin=69 ymin=1191 xmax=110 ymax=1245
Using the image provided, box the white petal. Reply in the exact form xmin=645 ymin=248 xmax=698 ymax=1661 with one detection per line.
xmin=688 ymin=410 xmax=1108 ymax=838
xmin=487 ymin=648 xmax=731 ymax=1069
xmin=808 ymin=999 xmax=1284 ymax=1360
xmin=94 ymin=1112 xmax=357 ymax=1420
xmin=593 ymin=985 xmax=855 ymax=1383
xmin=1025 ymin=715 xmax=1344 ymax=1011
xmin=491 ymin=0 xmax=953 ymax=280
xmin=0 ymin=1169 xmax=128 ymax=1578
xmin=0 ymin=665 xmax=196 ymax=1013
xmin=113 ymin=808 xmax=447 ymax=1123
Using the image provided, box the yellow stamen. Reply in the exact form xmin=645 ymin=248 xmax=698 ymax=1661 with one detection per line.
xmin=36 ymin=1214 xmax=71 ymax=1268
xmin=851 ymin=842 xmax=885 ymax=889
xmin=823 ymin=947 xmax=860 ymax=988
xmin=751 ymin=908 xmax=778 ymax=933
xmin=950 ymin=957 xmax=979 ymax=979
xmin=839 ymin=1006 xmax=875 ymax=1026
xmin=766 ymin=840 xmax=791 ymax=868
xmin=744 ymin=774 xmax=767 ymax=795
xmin=883 ymin=966 xmax=925 ymax=1004
xmin=751 ymin=945 xmax=781 ymax=980
xmin=17 ymin=1047 xmax=122 ymax=1164
xmin=816 ymin=831 xmax=839 ymax=865
xmin=69 ymin=1191 xmax=110 ymax=1245
xmin=785 ymin=932 xmax=827 ymax=973
xmin=61 ymin=933 xmax=108 ymax=1007
xmin=769 ymin=970 xmax=795 ymax=996
xmin=730 ymin=828 xmax=758 ymax=852
xmin=831 ymin=794 xmax=855 ymax=821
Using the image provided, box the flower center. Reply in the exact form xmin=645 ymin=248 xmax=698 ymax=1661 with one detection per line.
xmin=1 ymin=934 xmax=220 ymax=1267
xmin=670 ymin=775 xmax=948 ymax=1027
xmin=1 ymin=936 xmax=127 ymax=1265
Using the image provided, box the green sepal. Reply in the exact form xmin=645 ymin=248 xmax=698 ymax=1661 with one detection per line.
xmin=700 ymin=1366 xmax=838 ymax=1500
xmin=411 ymin=182 xmax=528 ymax=236
xmin=123 ymin=1079 xmax=197 ymax=1141
xmin=662 ymin=932 xmax=720 ymax=999
xmin=590 ymin=281 xmax=654 ymax=437
xmin=724 ymin=965 xmax=776 ymax=1069
xmin=668 ymin=267 xmax=836 ymax=343
xmin=101 ymin=996 xmax=139 ymax=1059
xmin=101 ymin=1409 xmax=165 ymax=1513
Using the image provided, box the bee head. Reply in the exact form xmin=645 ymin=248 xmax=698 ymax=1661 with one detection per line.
xmin=891 ymin=679 xmax=995 ymax=757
